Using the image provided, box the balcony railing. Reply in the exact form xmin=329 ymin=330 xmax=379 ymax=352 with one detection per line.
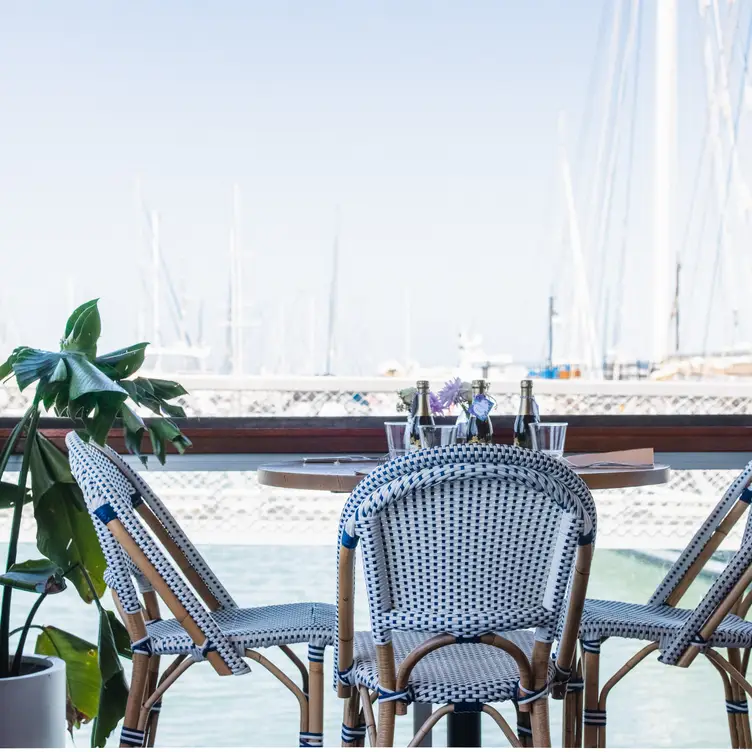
xmin=2 ymin=415 xmax=751 ymax=551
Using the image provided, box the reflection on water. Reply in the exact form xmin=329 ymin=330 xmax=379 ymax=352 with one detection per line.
xmin=1 ymin=544 xmax=733 ymax=748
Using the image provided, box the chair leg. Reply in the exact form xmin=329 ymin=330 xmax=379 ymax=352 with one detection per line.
xmin=120 ymin=653 xmax=150 ymax=747
xmin=342 ymin=690 xmax=363 ymax=748
xmin=377 ymin=695 xmax=397 ymax=747
xmin=728 ymin=648 xmax=752 ymax=749
xmin=582 ymin=642 xmax=602 ymax=749
xmin=562 ymin=653 xmax=583 ymax=748
xmin=307 ymin=645 xmax=325 ymax=748
xmin=144 ymin=655 xmax=161 ymax=747
xmin=708 ymin=650 xmax=742 ymax=748
xmin=515 ymin=708 xmax=533 ymax=747
xmin=530 ymin=697 xmax=552 ymax=747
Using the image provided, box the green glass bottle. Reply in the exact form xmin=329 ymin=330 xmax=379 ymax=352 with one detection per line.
xmin=513 ymin=379 xmax=540 ymax=449
xmin=466 ymin=380 xmax=494 ymax=444
xmin=406 ymin=380 xmax=434 ymax=451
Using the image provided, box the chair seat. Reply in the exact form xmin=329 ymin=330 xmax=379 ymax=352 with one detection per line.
xmin=146 ymin=602 xmax=336 ymax=656
xmin=581 ymin=599 xmax=752 ymax=648
xmin=350 ymin=629 xmax=555 ymax=705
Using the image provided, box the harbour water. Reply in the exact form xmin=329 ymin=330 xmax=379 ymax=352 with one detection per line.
xmin=0 ymin=543 xmax=736 ymax=747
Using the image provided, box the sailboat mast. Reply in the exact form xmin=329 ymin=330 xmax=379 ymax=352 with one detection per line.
xmin=324 ymin=209 xmax=340 ymax=376
xmin=652 ymin=0 xmax=677 ymax=363
xmin=230 ymin=184 xmax=244 ymax=375
xmin=547 ymin=295 xmax=555 ymax=369
xmin=151 ymin=210 xmax=161 ymax=371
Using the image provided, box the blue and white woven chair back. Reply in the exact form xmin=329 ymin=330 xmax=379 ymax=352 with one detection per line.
xmin=92 ymin=441 xmax=237 ymax=610
xmin=66 ymin=431 xmax=249 ymax=675
xmin=659 ymin=468 xmax=752 ymax=665
xmin=649 ymin=460 xmax=752 ymax=608
xmin=342 ymin=445 xmax=595 ymax=646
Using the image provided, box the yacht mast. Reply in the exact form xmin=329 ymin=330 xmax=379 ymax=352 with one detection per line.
xmin=230 ymin=184 xmax=244 ymax=375
xmin=324 ymin=208 xmax=340 ymax=376
xmin=652 ymin=0 xmax=677 ymax=363
xmin=151 ymin=209 xmax=162 ymax=371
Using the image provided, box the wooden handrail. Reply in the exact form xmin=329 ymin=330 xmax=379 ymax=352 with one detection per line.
xmin=1 ymin=415 xmax=751 ymax=455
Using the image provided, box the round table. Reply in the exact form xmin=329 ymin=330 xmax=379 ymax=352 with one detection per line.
xmin=257 ymin=458 xmax=670 ymax=493
xmin=257 ymin=456 xmax=669 ymax=748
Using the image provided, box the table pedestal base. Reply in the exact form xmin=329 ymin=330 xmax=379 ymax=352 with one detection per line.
xmin=447 ymin=711 xmax=481 ymax=747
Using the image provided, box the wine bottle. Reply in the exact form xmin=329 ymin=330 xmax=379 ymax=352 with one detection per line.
xmin=513 ymin=379 xmax=540 ymax=449
xmin=466 ymin=380 xmax=494 ymax=444
xmin=406 ymin=380 xmax=435 ymax=451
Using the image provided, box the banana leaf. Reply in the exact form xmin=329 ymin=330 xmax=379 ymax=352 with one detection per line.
xmin=30 ymin=434 xmax=105 ymax=601
xmin=0 ymin=558 xmax=66 ymax=594
xmin=90 ymin=609 xmax=129 ymax=747
xmin=0 ymin=481 xmax=30 ymax=510
xmin=95 ymin=343 xmax=148 ymax=381
xmin=35 ymin=626 xmax=100 ymax=733
xmin=60 ymin=299 xmax=101 ymax=360
xmin=9 ymin=348 xmax=62 ymax=391
xmin=148 ymin=417 xmax=192 ymax=465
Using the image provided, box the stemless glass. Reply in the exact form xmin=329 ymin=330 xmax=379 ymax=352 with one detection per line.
xmin=384 ymin=421 xmax=408 ymax=459
xmin=529 ymin=422 xmax=568 ymax=458
xmin=419 ymin=424 xmax=458 ymax=450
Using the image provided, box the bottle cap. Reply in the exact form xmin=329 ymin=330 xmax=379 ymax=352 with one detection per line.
xmin=521 ymin=379 xmax=533 ymax=389
xmin=471 ymin=379 xmax=483 ymax=388
xmin=416 ymin=380 xmax=429 ymax=389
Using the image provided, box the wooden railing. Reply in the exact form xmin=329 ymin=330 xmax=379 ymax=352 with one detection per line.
xmin=1 ymin=415 xmax=751 ymax=456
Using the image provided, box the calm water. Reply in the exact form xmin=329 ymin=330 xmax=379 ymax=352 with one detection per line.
xmin=2 ymin=543 xmax=733 ymax=748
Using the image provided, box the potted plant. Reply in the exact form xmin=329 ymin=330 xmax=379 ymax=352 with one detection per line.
xmin=0 ymin=299 xmax=191 ymax=746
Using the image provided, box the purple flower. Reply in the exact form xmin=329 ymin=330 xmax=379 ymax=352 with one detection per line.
xmin=429 ymin=392 xmax=444 ymax=416
xmin=437 ymin=378 xmax=464 ymax=409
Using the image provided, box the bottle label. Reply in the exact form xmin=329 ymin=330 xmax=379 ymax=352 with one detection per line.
xmin=470 ymin=394 xmax=493 ymax=421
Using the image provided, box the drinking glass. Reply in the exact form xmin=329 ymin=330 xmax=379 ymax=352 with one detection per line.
xmin=384 ymin=421 xmax=408 ymax=459
xmin=419 ymin=424 xmax=458 ymax=450
xmin=529 ymin=422 xmax=568 ymax=458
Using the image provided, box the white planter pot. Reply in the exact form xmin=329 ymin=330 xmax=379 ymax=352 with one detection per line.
xmin=0 ymin=655 xmax=66 ymax=748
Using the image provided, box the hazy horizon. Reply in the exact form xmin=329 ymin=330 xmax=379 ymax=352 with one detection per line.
xmin=1 ymin=1 xmax=749 ymax=375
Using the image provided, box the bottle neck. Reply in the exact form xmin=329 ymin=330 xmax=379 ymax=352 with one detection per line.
xmin=415 ymin=390 xmax=431 ymax=417
xmin=518 ymin=390 xmax=535 ymax=415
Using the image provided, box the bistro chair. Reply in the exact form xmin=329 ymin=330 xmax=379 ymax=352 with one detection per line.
xmin=568 ymin=461 xmax=752 ymax=749
xmin=334 ymin=444 xmax=597 ymax=747
xmin=66 ymin=431 xmax=335 ymax=748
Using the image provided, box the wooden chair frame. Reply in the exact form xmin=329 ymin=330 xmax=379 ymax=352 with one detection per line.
xmin=337 ymin=534 xmax=594 ymax=748
xmin=103 ymin=513 xmax=325 ymax=748
xmin=570 ymin=494 xmax=752 ymax=749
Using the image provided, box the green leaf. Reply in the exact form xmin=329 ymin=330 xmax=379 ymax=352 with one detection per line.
xmin=0 ymin=356 xmax=11 ymax=382
xmin=120 ymin=404 xmax=146 ymax=461
xmin=0 ymin=480 xmax=30 ymax=510
xmin=145 ymin=378 xmax=188 ymax=401
xmin=0 ymin=558 xmax=66 ymax=594
xmin=61 ymin=300 xmax=101 ymax=360
xmin=11 ymin=348 xmax=62 ymax=391
xmin=148 ymin=418 xmax=191 ymax=465
xmin=65 ymin=354 xmax=128 ymax=443
xmin=82 ymin=399 xmax=121 ymax=448
xmin=50 ymin=357 xmax=68 ymax=383
xmin=35 ymin=626 xmax=99 ymax=733
xmin=30 ymin=434 xmax=106 ymax=601
xmin=67 ymin=353 xmax=128 ymax=404
xmin=120 ymin=378 xmax=161 ymax=414
xmin=91 ymin=610 xmax=129 ymax=747
xmin=106 ymin=611 xmax=132 ymax=660
xmin=161 ymin=401 xmax=187 ymax=418
xmin=95 ymin=343 xmax=148 ymax=380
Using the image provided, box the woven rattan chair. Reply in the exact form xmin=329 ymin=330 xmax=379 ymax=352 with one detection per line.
xmin=334 ymin=444 xmax=597 ymax=748
xmin=66 ymin=431 xmax=335 ymax=748
xmin=568 ymin=461 xmax=752 ymax=749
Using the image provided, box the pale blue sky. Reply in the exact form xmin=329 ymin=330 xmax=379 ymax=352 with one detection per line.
xmin=0 ymin=1 xmax=744 ymax=373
